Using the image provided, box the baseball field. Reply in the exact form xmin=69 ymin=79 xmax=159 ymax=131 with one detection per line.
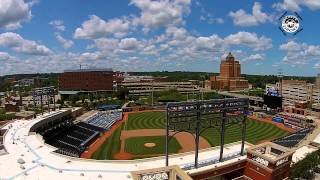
xmin=91 ymin=111 xmax=290 ymax=160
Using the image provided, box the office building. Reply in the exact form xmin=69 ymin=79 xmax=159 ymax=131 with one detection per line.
xmin=59 ymin=68 xmax=114 ymax=92
xmin=205 ymin=52 xmax=249 ymax=91
xmin=121 ymin=75 xmax=199 ymax=96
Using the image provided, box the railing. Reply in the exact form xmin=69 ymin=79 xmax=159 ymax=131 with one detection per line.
xmin=182 ymin=152 xmax=244 ymax=170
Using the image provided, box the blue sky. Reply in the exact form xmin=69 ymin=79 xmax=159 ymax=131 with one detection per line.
xmin=0 ymin=0 xmax=320 ymax=76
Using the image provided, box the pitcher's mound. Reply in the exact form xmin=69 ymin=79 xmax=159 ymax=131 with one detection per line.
xmin=144 ymin=143 xmax=156 ymax=148
xmin=113 ymin=152 xmax=134 ymax=160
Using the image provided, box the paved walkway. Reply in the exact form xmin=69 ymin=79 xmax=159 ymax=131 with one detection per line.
xmin=75 ymin=110 xmax=98 ymax=122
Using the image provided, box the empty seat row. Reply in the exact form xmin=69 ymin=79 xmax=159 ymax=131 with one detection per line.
xmin=272 ymin=128 xmax=313 ymax=148
xmin=41 ymin=120 xmax=102 ymax=157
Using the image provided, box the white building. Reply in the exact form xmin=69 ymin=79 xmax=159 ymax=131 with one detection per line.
xmin=121 ymin=75 xmax=200 ymax=96
xmin=16 ymin=78 xmax=34 ymax=87
xmin=266 ymin=80 xmax=319 ymax=106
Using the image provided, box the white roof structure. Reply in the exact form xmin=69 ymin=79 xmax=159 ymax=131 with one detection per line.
xmin=0 ymin=110 xmax=250 ymax=180
xmin=313 ymin=133 xmax=320 ymax=145
xmin=292 ymin=146 xmax=318 ymax=163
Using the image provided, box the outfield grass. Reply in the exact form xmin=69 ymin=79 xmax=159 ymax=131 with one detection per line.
xmin=91 ymin=124 xmax=124 ymax=160
xmin=200 ymin=119 xmax=289 ymax=146
xmin=124 ymin=111 xmax=165 ymax=130
xmin=125 ymin=136 xmax=181 ymax=155
xmin=125 ymin=111 xmax=290 ymax=145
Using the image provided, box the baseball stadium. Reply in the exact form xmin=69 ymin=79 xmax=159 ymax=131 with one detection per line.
xmin=1 ymin=97 xmax=316 ymax=180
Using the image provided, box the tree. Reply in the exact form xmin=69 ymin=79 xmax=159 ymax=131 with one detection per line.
xmin=291 ymin=149 xmax=320 ymax=179
xmin=116 ymin=87 xmax=129 ymax=100
xmin=69 ymin=94 xmax=79 ymax=105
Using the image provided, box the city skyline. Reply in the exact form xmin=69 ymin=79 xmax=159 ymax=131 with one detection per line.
xmin=0 ymin=0 xmax=320 ymax=76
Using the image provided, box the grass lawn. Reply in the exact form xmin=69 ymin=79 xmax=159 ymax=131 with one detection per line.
xmin=124 ymin=111 xmax=165 ymax=130
xmin=200 ymin=119 xmax=289 ymax=146
xmin=91 ymin=124 xmax=124 ymax=160
xmin=125 ymin=136 xmax=181 ymax=155
xmin=125 ymin=111 xmax=290 ymax=145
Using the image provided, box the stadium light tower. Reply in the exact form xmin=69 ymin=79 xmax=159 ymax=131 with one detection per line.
xmin=165 ymin=98 xmax=249 ymax=169
xmin=32 ymin=86 xmax=55 ymax=115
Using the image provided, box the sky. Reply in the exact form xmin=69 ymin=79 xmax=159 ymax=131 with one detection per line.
xmin=0 ymin=0 xmax=320 ymax=76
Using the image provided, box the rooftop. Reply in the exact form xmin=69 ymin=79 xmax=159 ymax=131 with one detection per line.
xmin=247 ymin=142 xmax=294 ymax=162
xmin=225 ymin=52 xmax=235 ymax=61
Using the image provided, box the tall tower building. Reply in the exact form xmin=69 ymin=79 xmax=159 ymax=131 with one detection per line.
xmin=205 ymin=52 xmax=249 ymax=91
xmin=220 ymin=52 xmax=241 ymax=79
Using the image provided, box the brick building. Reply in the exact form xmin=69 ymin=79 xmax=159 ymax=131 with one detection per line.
xmin=244 ymin=142 xmax=294 ymax=180
xmin=59 ymin=68 xmax=114 ymax=92
xmin=205 ymin=52 xmax=249 ymax=91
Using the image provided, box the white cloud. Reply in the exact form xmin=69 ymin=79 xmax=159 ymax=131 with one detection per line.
xmin=83 ymin=30 xmax=272 ymax=72
xmin=49 ymin=20 xmax=65 ymax=31
xmin=74 ymin=15 xmax=130 ymax=39
xmin=280 ymin=40 xmax=320 ymax=65
xmin=165 ymin=26 xmax=188 ymax=41
xmin=0 ymin=0 xmax=34 ymax=29
xmin=224 ymin=31 xmax=272 ymax=51
xmin=0 ymin=32 xmax=52 ymax=55
xmin=118 ymin=38 xmax=141 ymax=50
xmin=193 ymin=35 xmax=224 ymax=51
xmin=0 ymin=52 xmax=15 ymax=61
xmin=273 ymin=0 xmax=320 ymax=11
xmin=199 ymin=14 xmax=224 ymax=25
xmin=92 ymin=38 xmax=120 ymax=51
xmin=92 ymin=37 xmax=143 ymax=52
xmin=200 ymin=15 xmax=224 ymax=24
xmin=279 ymin=40 xmax=302 ymax=51
xmin=55 ymin=33 xmax=74 ymax=49
xmin=143 ymin=44 xmax=159 ymax=56
xmin=313 ymin=63 xmax=320 ymax=69
xmin=229 ymin=2 xmax=271 ymax=27
xmin=243 ymin=53 xmax=265 ymax=63
xmin=130 ymin=0 xmax=191 ymax=32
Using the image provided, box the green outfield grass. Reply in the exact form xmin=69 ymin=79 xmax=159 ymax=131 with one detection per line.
xmin=124 ymin=111 xmax=165 ymax=130
xmin=124 ymin=111 xmax=290 ymax=145
xmin=91 ymin=111 xmax=290 ymax=160
xmin=125 ymin=136 xmax=181 ymax=155
xmin=91 ymin=124 xmax=124 ymax=160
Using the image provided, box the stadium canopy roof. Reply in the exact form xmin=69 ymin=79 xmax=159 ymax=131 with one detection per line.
xmin=96 ymin=104 xmax=121 ymax=111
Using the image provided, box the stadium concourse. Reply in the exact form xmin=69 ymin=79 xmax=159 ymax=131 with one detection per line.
xmin=0 ymin=110 xmax=251 ymax=180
